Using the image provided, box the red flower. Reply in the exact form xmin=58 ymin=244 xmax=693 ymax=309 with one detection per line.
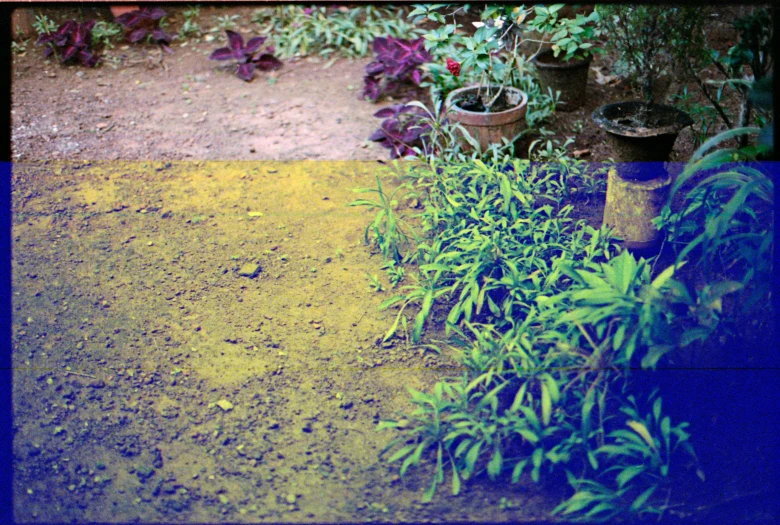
xmin=446 ymin=58 xmax=461 ymax=77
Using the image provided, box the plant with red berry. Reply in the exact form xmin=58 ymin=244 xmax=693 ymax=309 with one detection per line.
xmin=446 ymin=58 xmax=460 ymax=77
xmin=408 ymin=4 xmax=534 ymax=111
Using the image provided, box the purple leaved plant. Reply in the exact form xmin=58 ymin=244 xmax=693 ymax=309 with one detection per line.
xmin=116 ymin=7 xmax=173 ymax=53
xmin=363 ymin=37 xmax=432 ymax=102
xmin=369 ymin=104 xmax=432 ymax=159
xmin=209 ymin=30 xmax=282 ymax=82
xmin=37 ymin=20 xmax=100 ymax=67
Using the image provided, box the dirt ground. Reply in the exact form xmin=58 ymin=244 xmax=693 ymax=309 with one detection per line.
xmin=9 ymin=4 xmax=776 ymax=524
xmin=11 ymin=160 xmax=579 ymax=522
xmin=11 ymin=51 xmax=395 ymax=162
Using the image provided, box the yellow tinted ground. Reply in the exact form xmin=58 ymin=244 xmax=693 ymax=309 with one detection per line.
xmin=11 ymin=161 xmax=558 ymax=523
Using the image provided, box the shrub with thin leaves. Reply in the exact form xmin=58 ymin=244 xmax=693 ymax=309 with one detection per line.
xmin=363 ymin=79 xmax=773 ymax=518
xmin=377 ymin=249 xmax=708 ymax=518
xmin=366 ymin=160 xmax=617 ymax=344
xmin=654 ymin=126 xmax=774 ymax=310
xmin=359 ymin=157 xmax=757 ymax=520
xmin=252 ymin=5 xmax=421 ymax=59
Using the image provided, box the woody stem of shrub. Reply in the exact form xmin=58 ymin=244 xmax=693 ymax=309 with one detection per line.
xmin=485 ymin=34 xmax=520 ymax=111
xmin=685 ymin=58 xmax=733 ymax=129
xmin=485 ymin=35 xmax=548 ymax=111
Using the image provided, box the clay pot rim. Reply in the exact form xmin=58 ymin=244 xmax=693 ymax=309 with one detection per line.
xmin=592 ymin=101 xmax=693 ymax=138
xmin=445 ymin=85 xmax=529 ymax=127
xmin=531 ymin=48 xmax=593 ymax=70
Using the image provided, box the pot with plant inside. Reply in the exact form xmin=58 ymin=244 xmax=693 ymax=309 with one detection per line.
xmin=445 ymin=84 xmax=529 ymax=153
xmin=419 ymin=5 xmax=531 ymax=153
xmin=593 ymin=5 xmax=696 ymax=252
xmin=525 ymin=4 xmax=602 ymax=111
xmin=592 ymin=5 xmax=693 ymax=165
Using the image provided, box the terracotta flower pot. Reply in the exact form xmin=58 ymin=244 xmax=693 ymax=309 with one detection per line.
xmin=445 ymin=85 xmax=529 ymax=153
xmin=532 ymin=49 xmax=593 ymax=111
xmin=110 ymin=5 xmax=140 ymax=19
xmin=12 ymin=8 xmax=37 ymax=41
xmin=592 ymin=101 xmax=693 ymax=167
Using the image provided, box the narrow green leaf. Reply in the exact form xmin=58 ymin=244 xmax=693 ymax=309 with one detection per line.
xmin=451 ymin=459 xmax=462 ymax=495
xmin=629 ymin=485 xmax=657 ymax=511
xmin=400 ymin=441 xmax=426 ymax=476
xmin=388 ymin=443 xmax=417 ymax=464
xmin=454 ymin=438 xmax=472 ymax=459
xmin=651 ymin=262 xmax=684 ymax=289
xmin=541 ymin=381 xmax=552 ymax=426
xmin=626 ymin=421 xmax=657 ymax=452
xmin=436 ymin=444 xmax=444 ymax=483
xmin=553 ymin=491 xmax=596 ymax=515
xmin=463 ymin=441 xmax=483 ymax=479
xmin=413 ymin=289 xmax=434 ymax=342
xmin=487 ymin=448 xmax=503 ymax=479
xmin=542 ymin=373 xmax=561 ymax=403
xmin=511 ymin=459 xmax=528 ymax=483
xmin=616 ymin=464 xmax=646 ymax=488
xmin=422 ymin=474 xmax=438 ymax=503
xmin=586 ymin=502 xmax=618 ymax=519
xmin=613 ymin=323 xmax=626 ymax=351
xmin=375 ymin=420 xmax=399 ymax=431
xmin=515 ymin=428 xmax=539 ymax=444
xmin=587 ymin=450 xmax=599 ymax=470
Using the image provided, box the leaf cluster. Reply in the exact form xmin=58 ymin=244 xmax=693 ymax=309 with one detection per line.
xmin=37 ymin=19 xmax=101 ymax=67
xmin=525 ymin=4 xmax=601 ymax=61
xmin=252 ymin=5 xmax=421 ymax=60
xmin=364 ymin=37 xmax=432 ymax=102
xmin=654 ymin=126 xmax=774 ymax=311
xmin=116 ymin=7 xmax=174 ymax=53
xmin=209 ymin=30 xmax=282 ymax=82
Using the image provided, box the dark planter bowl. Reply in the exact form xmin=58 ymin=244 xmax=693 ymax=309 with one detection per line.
xmin=593 ymin=101 xmax=693 ymax=167
xmin=532 ymin=49 xmax=592 ymax=111
xmin=445 ymin=86 xmax=529 ymax=153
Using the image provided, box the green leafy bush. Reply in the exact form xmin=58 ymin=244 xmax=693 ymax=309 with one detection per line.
xmin=367 ymin=159 xmax=616 ymax=343
xmin=362 ymin=153 xmax=760 ymax=519
xmin=359 ymin=35 xmax=773 ymax=525
xmin=654 ymin=126 xmax=774 ymax=310
xmin=252 ymin=5 xmax=421 ymax=59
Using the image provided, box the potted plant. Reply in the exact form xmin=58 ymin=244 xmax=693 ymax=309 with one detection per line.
xmin=592 ymin=5 xmax=694 ymax=164
xmin=526 ymin=4 xmax=602 ymax=111
xmin=413 ymin=5 xmax=530 ymax=153
xmin=592 ymin=6 xmax=698 ymax=252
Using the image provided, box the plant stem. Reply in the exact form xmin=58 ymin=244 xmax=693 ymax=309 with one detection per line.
xmin=485 ymin=34 xmax=520 ymax=111
xmin=688 ymin=59 xmax=733 ymax=129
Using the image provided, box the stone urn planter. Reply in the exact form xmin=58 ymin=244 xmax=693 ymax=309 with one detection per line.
xmin=602 ymin=167 xmax=672 ymax=252
xmin=445 ymin=85 xmax=529 ymax=153
xmin=532 ymin=49 xmax=593 ymax=111
xmin=594 ymin=102 xmax=692 ymax=252
xmin=592 ymin=101 xmax=693 ymax=164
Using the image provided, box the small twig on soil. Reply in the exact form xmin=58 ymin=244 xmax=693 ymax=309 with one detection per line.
xmin=353 ymin=310 xmax=368 ymax=327
xmin=64 ymin=370 xmax=97 ymax=379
